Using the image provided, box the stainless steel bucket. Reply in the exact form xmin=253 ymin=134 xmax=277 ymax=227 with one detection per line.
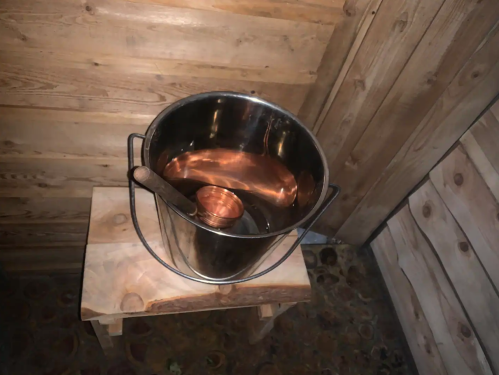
xmin=128 ymin=92 xmax=340 ymax=284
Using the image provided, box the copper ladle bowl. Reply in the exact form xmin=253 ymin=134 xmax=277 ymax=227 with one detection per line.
xmin=196 ymin=186 xmax=244 ymax=228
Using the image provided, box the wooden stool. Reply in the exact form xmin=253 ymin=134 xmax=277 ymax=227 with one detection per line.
xmin=81 ymin=187 xmax=311 ymax=353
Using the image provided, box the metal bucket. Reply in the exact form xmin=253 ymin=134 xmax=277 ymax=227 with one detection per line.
xmin=128 ymin=92 xmax=339 ymax=284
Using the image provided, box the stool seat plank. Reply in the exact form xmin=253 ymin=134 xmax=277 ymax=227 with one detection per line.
xmin=81 ymin=187 xmax=311 ymax=321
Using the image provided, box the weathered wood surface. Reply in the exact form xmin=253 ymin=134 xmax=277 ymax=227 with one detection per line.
xmin=2 ymin=0 xmax=499 ymax=271
xmin=410 ymin=181 xmax=499 ymax=372
xmin=371 ymin=227 xmax=448 ymax=375
xmin=388 ymin=205 xmax=492 ymax=375
xmin=430 ymin=145 xmax=499 ymax=290
xmin=81 ymin=187 xmax=311 ymax=321
xmin=0 ymin=0 xmax=340 ymax=272
xmin=318 ymin=0 xmax=499 ymax=238
xmin=336 ymin=24 xmax=499 ymax=244
xmin=316 ymin=0 xmax=445 ymax=175
xmin=298 ymin=0 xmax=381 ymax=128
xmin=461 ymin=131 xmax=499 ymax=203
xmin=0 ymin=243 xmax=85 ymax=273
xmin=0 ymin=0 xmax=334 ymax=72
xmin=371 ymin=104 xmax=499 ymax=374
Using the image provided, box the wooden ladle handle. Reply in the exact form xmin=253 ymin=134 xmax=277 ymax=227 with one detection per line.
xmin=133 ymin=166 xmax=197 ymax=216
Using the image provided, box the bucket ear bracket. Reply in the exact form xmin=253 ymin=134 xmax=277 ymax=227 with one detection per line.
xmin=127 ymin=133 xmax=340 ymax=285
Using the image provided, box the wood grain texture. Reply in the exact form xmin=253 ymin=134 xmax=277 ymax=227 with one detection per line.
xmin=335 ymin=22 xmax=499 ymax=244
xmin=409 ymin=181 xmax=499 ymax=371
xmin=371 ymin=227 xmax=448 ymax=375
xmin=126 ymin=0 xmax=345 ymax=25
xmin=461 ymin=131 xmax=499 ymax=202
xmin=467 ymin=110 xmax=499 ymax=175
xmin=315 ymin=0 xmax=444 ymax=172
xmin=297 ymin=0 xmax=379 ymax=128
xmin=0 ymin=107 xmax=150 ymax=160
xmin=0 ymin=244 xmax=85 ymax=273
xmin=81 ymin=187 xmax=311 ymax=320
xmin=0 ymin=0 xmax=333 ymax=72
xmin=312 ymin=0 xmax=383 ymax=133
xmin=0 ymin=222 xmax=88 ymax=245
xmin=387 ymin=205 xmax=492 ymax=375
xmin=0 ymin=53 xmax=310 ymax=115
xmin=430 ymin=145 xmax=499 ymax=291
xmin=0 ymin=197 xmax=90 ymax=223
xmin=322 ymin=0 xmax=499 ymax=235
xmin=0 ymin=158 xmax=128 ymax=198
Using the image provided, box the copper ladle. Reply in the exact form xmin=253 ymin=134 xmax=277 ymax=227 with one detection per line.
xmin=133 ymin=166 xmax=244 ymax=229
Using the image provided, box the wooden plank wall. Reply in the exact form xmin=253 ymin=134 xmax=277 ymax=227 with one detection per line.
xmin=0 ymin=0 xmax=348 ymax=272
xmin=313 ymin=0 xmax=499 ymax=244
xmin=371 ymin=105 xmax=499 ymax=374
xmin=1 ymin=0 xmax=498 ymax=272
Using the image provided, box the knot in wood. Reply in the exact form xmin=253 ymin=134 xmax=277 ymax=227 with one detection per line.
xmin=422 ymin=203 xmax=431 ymax=218
xmin=120 ymin=292 xmax=144 ymax=312
xmin=454 ymin=173 xmax=464 ymax=186
xmin=113 ymin=213 xmax=127 ymax=225
xmin=218 ymin=284 xmax=234 ymax=295
xmin=460 ymin=323 xmax=471 ymax=338
xmin=459 ymin=242 xmax=469 ymax=252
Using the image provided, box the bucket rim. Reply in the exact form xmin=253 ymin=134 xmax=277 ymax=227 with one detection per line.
xmin=143 ymin=91 xmax=330 ymax=239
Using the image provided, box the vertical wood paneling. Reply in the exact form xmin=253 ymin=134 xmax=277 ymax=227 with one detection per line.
xmin=387 ymin=205 xmax=492 ymax=375
xmin=298 ymin=0 xmax=381 ymax=128
xmin=335 ymin=22 xmax=499 ymax=244
xmin=319 ymin=0 xmax=499 ymax=236
xmin=430 ymin=145 xmax=499 ymax=290
xmin=467 ymin=110 xmax=499 ymax=175
xmin=371 ymin=227 xmax=448 ymax=375
xmin=315 ymin=0 xmax=445 ymax=175
xmin=461 ymin=131 xmax=499 ymax=203
xmin=409 ymin=181 xmax=499 ymax=371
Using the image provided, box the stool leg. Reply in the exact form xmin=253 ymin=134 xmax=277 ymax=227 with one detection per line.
xmin=91 ymin=318 xmax=123 ymax=355
xmin=248 ymin=303 xmax=295 ymax=344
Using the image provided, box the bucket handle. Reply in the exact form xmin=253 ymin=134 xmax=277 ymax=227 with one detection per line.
xmin=128 ymin=133 xmax=340 ymax=285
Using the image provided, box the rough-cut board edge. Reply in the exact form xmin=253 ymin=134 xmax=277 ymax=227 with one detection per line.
xmin=81 ymin=285 xmax=311 ymax=321
xmin=387 ymin=205 xmax=492 ymax=375
xmin=298 ymin=0 xmax=380 ymax=129
xmin=322 ymin=0 xmax=499 ymax=234
xmin=371 ymin=227 xmax=448 ymax=375
xmin=409 ymin=181 xmax=499 ymax=373
xmin=460 ymin=133 xmax=499 ymax=202
xmin=430 ymin=145 xmax=499 ymax=291
xmin=125 ymin=0 xmax=346 ymax=25
xmin=334 ymin=22 xmax=499 ymax=244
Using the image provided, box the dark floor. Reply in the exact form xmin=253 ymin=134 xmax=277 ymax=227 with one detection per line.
xmin=0 ymin=244 xmax=416 ymax=375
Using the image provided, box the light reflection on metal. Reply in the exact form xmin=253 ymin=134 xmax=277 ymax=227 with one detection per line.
xmin=163 ymin=148 xmax=298 ymax=207
xmin=196 ymin=186 xmax=244 ymax=228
